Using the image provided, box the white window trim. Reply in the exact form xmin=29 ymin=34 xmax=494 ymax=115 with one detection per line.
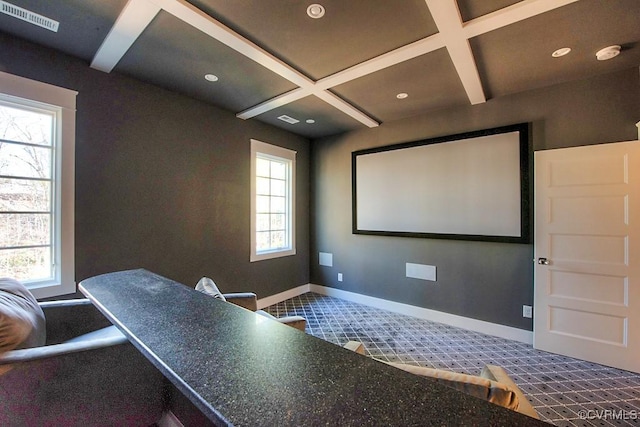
xmin=0 ymin=71 xmax=77 ymax=298
xmin=250 ymin=139 xmax=296 ymax=262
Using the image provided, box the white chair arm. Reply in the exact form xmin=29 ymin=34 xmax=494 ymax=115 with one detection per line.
xmin=0 ymin=326 xmax=127 ymax=365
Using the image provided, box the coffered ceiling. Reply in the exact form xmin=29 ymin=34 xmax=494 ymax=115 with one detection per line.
xmin=1 ymin=0 xmax=639 ymax=139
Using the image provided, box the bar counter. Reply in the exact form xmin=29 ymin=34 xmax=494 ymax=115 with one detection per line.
xmin=79 ymin=269 xmax=546 ymax=426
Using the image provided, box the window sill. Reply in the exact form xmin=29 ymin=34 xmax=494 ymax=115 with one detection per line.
xmin=26 ymin=279 xmax=76 ymax=299
xmin=250 ymin=248 xmax=296 ymax=262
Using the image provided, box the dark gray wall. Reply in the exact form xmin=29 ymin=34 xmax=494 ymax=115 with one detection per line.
xmin=0 ymin=32 xmax=310 ymax=296
xmin=311 ymin=67 xmax=640 ymax=331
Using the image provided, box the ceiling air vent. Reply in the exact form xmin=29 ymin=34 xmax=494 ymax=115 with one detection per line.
xmin=277 ymin=115 xmax=300 ymax=125
xmin=1 ymin=1 xmax=59 ymax=32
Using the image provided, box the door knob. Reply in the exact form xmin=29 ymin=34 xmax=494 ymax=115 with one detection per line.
xmin=537 ymin=257 xmax=550 ymax=265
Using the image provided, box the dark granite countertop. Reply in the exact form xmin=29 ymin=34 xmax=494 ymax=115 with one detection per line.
xmin=79 ymin=269 xmax=547 ymax=426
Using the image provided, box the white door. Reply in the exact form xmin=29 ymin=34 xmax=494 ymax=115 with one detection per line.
xmin=534 ymin=140 xmax=640 ymax=373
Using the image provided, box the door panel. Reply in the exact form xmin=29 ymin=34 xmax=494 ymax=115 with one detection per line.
xmin=550 ymin=234 xmax=627 ymax=264
xmin=548 ymin=306 xmax=626 ymax=345
xmin=550 ymin=195 xmax=627 ymax=233
xmin=549 ymin=270 xmax=627 ymax=305
xmin=534 ymin=140 xmax=640 ymax=373
xmin=548 ymin=154 xmax=628 ymax=186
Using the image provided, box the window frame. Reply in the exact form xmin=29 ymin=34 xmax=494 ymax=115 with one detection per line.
xmin=250 ymin=139 xmax=296 ymax=262
xmin=0 ymin=71 xmax=77 ymax=298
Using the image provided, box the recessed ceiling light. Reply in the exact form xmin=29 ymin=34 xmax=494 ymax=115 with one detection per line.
xmin=306 ymin=119 xmax=315 ymax=124
xmin=396 ymin=93 xmax=408 ymax=99
xmin=307 ymin=4 xmax=325 ymax=19
xmin=551 ymin=47 xmax=571 ymax=58
xmin=595 ymin=45 xmax=621 ymax=61
xmin=204 ymin=74 xmax=219 ymax=82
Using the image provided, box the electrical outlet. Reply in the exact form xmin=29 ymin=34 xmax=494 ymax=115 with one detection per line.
xmin=523 ymin=305 xmax=533 ymax=318
xmin=338 ymin=273 xmax=343 ymax=282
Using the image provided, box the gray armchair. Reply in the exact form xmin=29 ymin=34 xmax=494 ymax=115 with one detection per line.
xmin=0 ymin=299 xmax=165 ymax=426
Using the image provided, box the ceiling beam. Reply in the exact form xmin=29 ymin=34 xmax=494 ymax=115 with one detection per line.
xmin=241 ymin=0 xmax=581 ymax=120
xmin=316 ymin=33 xmax=445 ymax=90
xmin=237 ymin=88 xmax=311 ymax=120
xmin=239 ymin=34 xmax=445 ymax=122
xmin=153 ymin=0 xmax=315 ymax=89
xmin=315 ymin=91 xmax=380 ymax=128
xmin=93 ymin=0 xmax=581 ymax=130
xmin=153 ymin=0 xmax=379 ymax=128
xmin=91 ymin=0 xmax=161 ymax=72
xmin=92 ymin=0 xmax=379 ymax=127
xmin=424 ymin=0 xmax=485 ymax=105
xmin=463 ymin=0 xmax=581 ymax=39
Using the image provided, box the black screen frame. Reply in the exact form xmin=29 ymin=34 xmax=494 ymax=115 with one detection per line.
xmin=351 ymin=123 xmax=531 ymax=244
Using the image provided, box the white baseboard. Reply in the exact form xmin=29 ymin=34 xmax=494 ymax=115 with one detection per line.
xmin=158 ymin=411 xmax=184 ymax=427
xmin=310 ymin=284 xmax=533 ymax=344
xmin=257 ymin=284 xmax=310 ymax=310
xmin=257 ymin=283 xmax=533 ymax=344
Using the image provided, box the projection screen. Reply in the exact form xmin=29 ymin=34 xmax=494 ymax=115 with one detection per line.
xmin=352 ymin=123 xmax=530 ymax=243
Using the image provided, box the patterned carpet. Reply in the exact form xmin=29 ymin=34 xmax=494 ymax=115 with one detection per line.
xmin=265 ymin=292 xmax=640 ymax=426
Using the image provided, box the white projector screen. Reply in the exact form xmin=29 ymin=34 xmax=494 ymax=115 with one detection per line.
xmin=352 ymin=124 xmax=530 ymax=243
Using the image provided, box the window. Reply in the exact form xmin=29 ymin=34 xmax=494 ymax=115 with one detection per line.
xmin=0 ymin=71 xmax=76 ymax=298
xmin=250 ymin=139 xmax=296 ymax=261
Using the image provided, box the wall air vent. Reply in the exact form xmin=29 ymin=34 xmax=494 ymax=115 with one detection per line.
xmin=277 ymin=115 xmax=300 ymax=125
xmin=0 ymin=1 xmax=59 ymax=32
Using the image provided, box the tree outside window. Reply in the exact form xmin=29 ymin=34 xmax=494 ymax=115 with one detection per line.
xmin=0 ymin=103 xmax=55 ymax=282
